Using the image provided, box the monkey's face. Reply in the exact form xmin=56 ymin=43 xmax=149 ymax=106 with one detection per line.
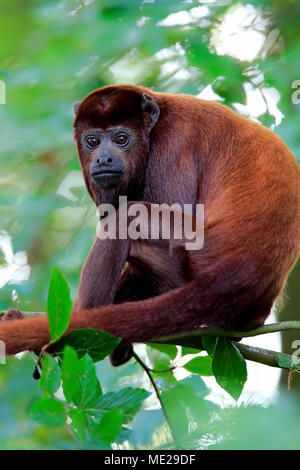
xmin=80 ymin=126 xmax=135 ymax=189
xmin=73 ymin=86 xmax=160 ymax=205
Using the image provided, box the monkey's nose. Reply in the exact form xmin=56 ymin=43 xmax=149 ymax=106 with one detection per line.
xmin=96 ymin=156 xmax=112 ymax=164
xmin=90 ymin=154 xmax=125 ymax=187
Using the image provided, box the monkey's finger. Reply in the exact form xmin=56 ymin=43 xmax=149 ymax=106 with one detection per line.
xmin=2 ymin=308 xmax=24 ymax=321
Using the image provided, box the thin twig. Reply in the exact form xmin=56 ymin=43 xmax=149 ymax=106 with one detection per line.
xmin=149 ymin=365 xmax=177 ymax=374
xmin=132 ymin=350 xmax=176 ymax=442
xmin=150 ymin=367 xmax=176 ymax=373
xmin=153 ymin=321 xmax=300 ymax=343
xmin=64 ymin=423 xmax=81 ymax=447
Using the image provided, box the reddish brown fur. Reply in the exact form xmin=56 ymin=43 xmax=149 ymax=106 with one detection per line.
xmin=1 ymin=85 xmax=300 ymax=355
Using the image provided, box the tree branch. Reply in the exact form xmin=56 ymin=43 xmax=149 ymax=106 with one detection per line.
xmin=152 ymin=321 xmax=300 ymax=342
xmin=234 ymin=343 xmax=291 ymax=369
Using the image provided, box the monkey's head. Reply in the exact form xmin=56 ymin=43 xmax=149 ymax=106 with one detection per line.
xmin=73 ymin=85 xmax=160 ymax=206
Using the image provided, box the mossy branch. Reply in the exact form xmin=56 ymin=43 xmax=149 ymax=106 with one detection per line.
xmin=151 ymin=322 xmax=300 ymax=370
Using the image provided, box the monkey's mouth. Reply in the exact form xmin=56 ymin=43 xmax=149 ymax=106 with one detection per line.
xmin=91 ymin=170 xmax=124 ymax=187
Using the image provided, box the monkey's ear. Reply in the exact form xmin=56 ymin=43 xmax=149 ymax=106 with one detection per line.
xmin=73 ymin=101 xmax=81 ymax=115
xmin=142 ymin=93 xmax=160 ymax=130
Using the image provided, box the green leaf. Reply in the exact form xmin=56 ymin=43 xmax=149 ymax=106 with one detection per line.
xmin=94 ymin=408 xmax=124 ymax=443
xmin=278 ymin=353 xmax=293 ymax=369
xmin=212 ymin=337 xmax=247 ymax=400
xmin=46 ymin=266 xmax=72 ymax=343
xmin=278 ymin=352 xmax=300 ymax=371
xmin=147 ymin=343 xmax=178 ymax=360
xmin=73 ymin=354 xmax=102 ymax=409
xmin=129 ymin=409 xmax=164 ymax=446
xmin=179 ymin=374 xmax=209 ymax=397
xmin=201 ymin=336 xmax=218 ymax=356
xmin=61 ymin=346 xmax=80 ymax=403
xmin=183 ymin=355 xmax=213 ymax=376
xmin=69 ymin=409 xmax=91 ymax=445
xmin=95 ymin=387 xmax=150 ymax=422
xmin=53 ymin=328 xmax=121 ymax=362
xmin=161 ymin=386 xmax=189 ymax=440
xmin=164 ymin=383 xmax=209 ymax=426
xmin=29 ymin=397 xmax=66 ymax=427
xmin=181 ymin=346 xmax=202 ymax=356
xmin=115 ymin=427 xmax=133 ymax=444
xmin=152 ymin=355 xmax=175 ymax=380
xmin=39 ymin=354 xmax=61 ymax=395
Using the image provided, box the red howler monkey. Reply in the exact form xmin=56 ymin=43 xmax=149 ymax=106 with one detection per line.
xmin=1 ymin=85 xmax=300 ymax=365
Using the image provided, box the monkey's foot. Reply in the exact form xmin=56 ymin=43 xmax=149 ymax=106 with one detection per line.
xmin=2 ymin=308 xmax=24 ymax=321
xmin=110 ymin=343 xmax=133 ymax=366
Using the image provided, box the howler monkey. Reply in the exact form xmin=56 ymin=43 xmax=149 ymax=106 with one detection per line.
xmin=1 ymin=85 xmax=300 ymax=364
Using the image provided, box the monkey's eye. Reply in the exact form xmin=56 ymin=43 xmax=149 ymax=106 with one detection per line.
xmin=114 ymin=134 xmax=128 ymax=146
xmin=85 ymin=136 xmax=100 ymax=149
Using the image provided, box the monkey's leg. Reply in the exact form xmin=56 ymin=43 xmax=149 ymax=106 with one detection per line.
xmin=77 ymin=240 xmax=186 ymax=365
xmin=110 ymin=243 xmax=188 ymax=366
xmin=109 ymin=263 xmax=158 ymax=366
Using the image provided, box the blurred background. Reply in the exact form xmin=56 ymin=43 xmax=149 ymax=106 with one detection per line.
xmin=0 ymin=0 xmax=300 ymax=449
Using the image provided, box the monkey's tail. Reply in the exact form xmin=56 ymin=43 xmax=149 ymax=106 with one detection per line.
xmin=0 ymin=266 xmax=271 ymax=356
xmin=1 ymin=282 xmax=195 ymax=355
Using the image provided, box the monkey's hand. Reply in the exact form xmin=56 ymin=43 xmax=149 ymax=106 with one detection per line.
xmin=110 ymin=341 xmax=133 ymax=366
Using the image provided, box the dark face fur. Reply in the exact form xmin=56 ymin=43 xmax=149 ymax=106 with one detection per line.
xmin=73 ymin=86 xmax=160 ymax=206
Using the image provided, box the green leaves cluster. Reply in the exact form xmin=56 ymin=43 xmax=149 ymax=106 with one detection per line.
xmin=30 ymin=345 xmax=150 ymax=448
xmin=149 ymin=335 xmax=247 ymax=401
xmin=184 ymin=336 xmax=247 ymax=400
xmin=29 ymin=267 xmax=150 ymax=448
xmin=142 ymin=336 xmax=248 ymax=443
